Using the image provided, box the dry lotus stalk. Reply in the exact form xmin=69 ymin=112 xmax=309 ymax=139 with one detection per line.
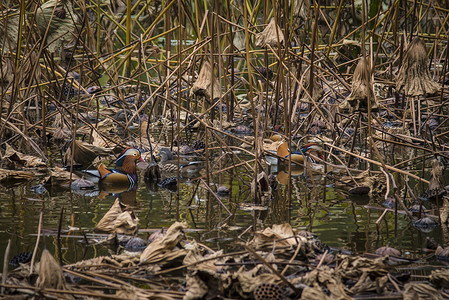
xmin=36 ymin=0 xmax=78 ymax=53
xmin=256 ymin=18 xmax=284 ymax=48
xmin=37 ymin=249 xmax=68 ymax=291
xmin=95 ymin=198 xmax=139 ymax=235
xmin=396 ymin=37 xmax=441 ymax=97
xmin=190 ymin=61 xmax=222 ymax=100
xmin=140 ymin=221 xmax=187 ymax=264
xmin=339 ymin=57 xmax=378 ymax=112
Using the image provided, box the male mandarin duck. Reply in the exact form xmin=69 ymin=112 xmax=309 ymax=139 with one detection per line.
xmin=97 ymin=148 xmax=144 ymax=189
xmin=277 ymin=142 xmax=323 ymax=164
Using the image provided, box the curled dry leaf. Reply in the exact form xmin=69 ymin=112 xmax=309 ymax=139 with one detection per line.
xmin=396 ymin=37 xmax=441 ymax=97
xmin=429 ymin=158 xmax=444 ymax=192
xmin=36 ymin=0 xmax=78 ymax=53
xmin=291 ymin=0 xmax=309 ymax=19
xmin=43 ymin=167 xmax=80 ymax=187
xmin=95 ymin=198 xmax=139 ymax=235
xmin=300 ymin=68 xmax=324 ymax=103
xmin=248 ymin=223 xmax=305 ymax=249
xmin=251 ymin=171 xmax=272 ymax=200
xmin=429 ymin=268 xmax=449 ymax=288
xmin=63 ymin=140 xmax=114 ymax=167
xmin=37 ymin=249 xmax=69 ymax=292
xmin=0 ymin=56 xmax=14 ymax=83
xmin=140 ymin=221 xmax=187 ymax=264
xmin=339 ymin=57 xmax=378 ymax=113
xmin=183 ymin=241 xmax=225 ymax=273
xmin=236 ymin=265 xmax=281 ymax=295
xmin=440 ymin=197 xmax=449 ymax=224
xmin=4 ymin=143 xmax=46 ymax=168
xmin=292 ymin=267 xmax=350 ymax=300
xmin=255 ymin=18 xmax=284 ymax=48
xmin=184 ymin=273 xmax=209 ymax=300
xmin=190 ymin=61 xmax=222 ymax=100
xmin=0 ymin=9 xmax=19 ymax=52
xmin=403 ymin=282 xmax=443 ymax=300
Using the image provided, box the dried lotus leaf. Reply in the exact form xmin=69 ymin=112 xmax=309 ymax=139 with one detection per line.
xmin=95 ymin=198 xmax=139 ymax=235
xmin=190 ymin=61 xmax=222 ymax=100
xmin=396 ymin=37 xmax=441 ymax=97
xmin=37 ymin=250 xmax=68 ymax=292
xmin=255 ymin=18 xmax=284 ymax=48
xmin=36 ymin=0 xmax=78 ymax=53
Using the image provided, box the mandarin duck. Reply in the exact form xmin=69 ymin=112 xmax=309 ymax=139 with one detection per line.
xmin=277 ymin=142 xmax=323 ymax=164
xmin=158 ymin=148 xmax=203 ymax=176
xmin=270 ymin=125 xmax=283 ymax=142
xmin=97 ymin=148 xmax=144 ymax=189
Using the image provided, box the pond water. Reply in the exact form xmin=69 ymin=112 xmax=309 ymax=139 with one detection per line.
xmin=0 ymin=153 xmax=446 ymax=272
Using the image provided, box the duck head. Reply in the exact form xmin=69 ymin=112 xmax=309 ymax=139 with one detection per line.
xmin=300 ymin=142 xmax=324 ymax=161
xmin=159 ymin=148 xmax=174 ymax=162
xmin=115 ymin=148 xmax=144 ymax=174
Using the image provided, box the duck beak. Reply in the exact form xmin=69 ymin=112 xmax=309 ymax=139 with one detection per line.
xmin=138 ymin=156 xmax=145 ymax=162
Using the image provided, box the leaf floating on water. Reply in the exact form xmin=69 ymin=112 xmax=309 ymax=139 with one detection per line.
xmin=375 ymin=246 xmax=401 ymax=257
xmin=95 ymin=198 xmax=139 ymax=235
xmin=4 ymin=143 xmax=46 ymax=168
xmin=140 ymin=221 xmax=187 ymax=264
xmin=0 ymin=168 xmax=35 ymax=184
xmin=43 ymin=167 xmax=80 ymax=186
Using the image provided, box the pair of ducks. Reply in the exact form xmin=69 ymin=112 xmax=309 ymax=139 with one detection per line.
xmin=271 ymin=126 xmax=323 ymax=164
xmin=95 ymin=147 xmax=200 ymax=189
